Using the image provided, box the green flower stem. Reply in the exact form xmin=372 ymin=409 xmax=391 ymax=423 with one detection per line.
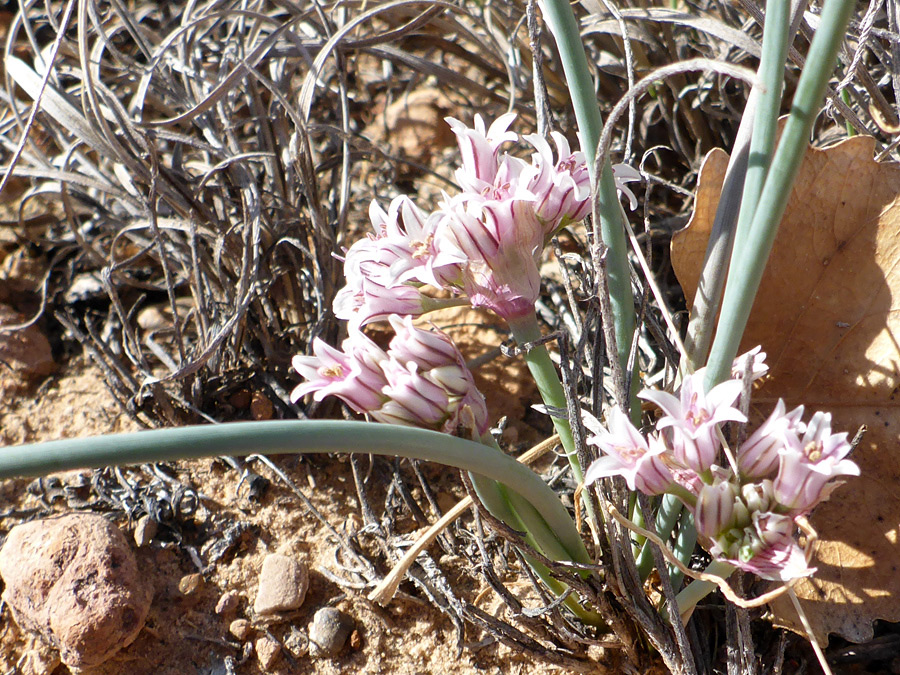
xmin=669 ymin=514 xmax=698 ymax=592
xmin=0 ymin=420 xmax=591 ymax=568
xmin=507 ymin=311 xmax=586 ymax=488
xmin=733 ymin=0 xmax=791 ymax=259
xmin=636 ymin=494 xmax=683 ymax=580
xmin=673 ymin=559 xmax=736 ymax=622
xmin=468 ymin=472 xmax=603 ymax=625
xmin=539 ymin=0 xmax=636 ymax=383
xmin=704 ymin=0 xmax=856 ymax=389
xmin=682 ymin=0 xmax=791 ymax=372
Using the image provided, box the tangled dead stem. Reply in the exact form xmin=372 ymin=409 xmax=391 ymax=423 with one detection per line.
xmin=0 ymin=0 xmax=897 ymax=672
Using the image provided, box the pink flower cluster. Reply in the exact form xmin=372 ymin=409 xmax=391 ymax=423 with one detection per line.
xmin=291 ymin=316 xmax=490 ymax=439
xmin=583 ymin=351 xmax=859 ymax=582
xmin=334 ymin=114 xmax=640 ymax=325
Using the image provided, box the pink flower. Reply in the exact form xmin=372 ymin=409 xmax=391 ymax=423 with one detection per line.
xmin=583 ymin=407 xmax=674 ymax=495
xmin=773 ymin=411 xmax=859 ymax=513
xmin=368 ymin=197 xmax=464 ymax=289
xmin=290 ymin=328 xmax=389 ymax=414
xmin=377 ymin=359 xmax=452 ymax=429
xmin=639 ymin=371 xmax=747 ymax=474
xmin=611 ymin=163 xmax=641 ymax=211
xmin=725 ymin=512 xmax=815 ymax=581
xmin=292 ymin=315 xmax=490 ymax=438
xmin=738 ymin=399 xmax=805 ymax=479
xmin=439 ymin=196 xmax=544 ymax=321
xmin=387 ymin=316 xmax=488 ymax=431
xmin=523 ymin=132 xmax=591 ymax=235
xmin=732 ymin=346 xmax=769 ymax=382
xmin=445 ymin=113 xmax=518 ymax=192
xmin=333 ymin=277 xmax=433 ymax=326
xmin=694 ymin=481 xmax=742 ymax=539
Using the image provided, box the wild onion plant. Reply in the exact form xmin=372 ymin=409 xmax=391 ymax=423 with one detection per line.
xmin=0 ymin=0 xmax=860 ymax=661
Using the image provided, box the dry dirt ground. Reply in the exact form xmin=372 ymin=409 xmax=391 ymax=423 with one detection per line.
xmin=0 ymin=350 xmax=610 ymax=674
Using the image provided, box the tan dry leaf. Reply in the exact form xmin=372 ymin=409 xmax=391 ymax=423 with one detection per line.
xmin=672 ymin=137 xmax=900 ymax=646
xmin=363 ymin=88 xmax=456 ymax=171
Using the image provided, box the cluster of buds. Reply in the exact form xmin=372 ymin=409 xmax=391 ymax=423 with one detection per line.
xmin=291 ymin=315 xmax=490 ymax=440
xmin=583 ymin=350 xmax=859 ymax=581
xmin=334 ymin=114 xmax=640 ymax=325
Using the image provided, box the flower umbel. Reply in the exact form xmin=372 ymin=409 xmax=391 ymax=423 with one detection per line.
xmin=292 ymin=317 xmax=489 ymax=439
xmin=332 ymin=114 xmax=639 ymax=327
xmin=583 ymin=349 xmax=858 ymax=581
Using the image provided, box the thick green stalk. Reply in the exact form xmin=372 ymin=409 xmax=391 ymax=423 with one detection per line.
xmin=732 ymin=0 xmax=791 ymax=263
xmin=0 ymin=420 xmax=590 ymax=568
xmin=704 ymin=0 xmax=856 ymax=389
xmin=539 ymin=0 xmax=636 ymax=379
xmin=636 ymin=494 xmax=683 ymax=580
xmin=507 ymin=311 xmax=584 ymax=484
xmin=682 ymin=0 xmax=791 ymax=372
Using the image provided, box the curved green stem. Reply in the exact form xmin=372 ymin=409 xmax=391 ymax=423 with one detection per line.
xmin=0 ymin=420 xmax=590 ymax=568
xmin=468 ymin=472 xmax=602 ymax=625
xmin=498 ymin=484 xmax=604 ymax=625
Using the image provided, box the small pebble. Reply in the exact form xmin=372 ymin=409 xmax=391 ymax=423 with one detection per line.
xmin=215 ymin=591 xmax=240 ymax=615
xmin=282 ymin=626 xmax=307 ymax=658
xmin=250 ymin=391 xmax=274 ymax=420
xmin=255 ymin=636 xmax=281 ymax=669
xmin=229 ymin=619 xmax=252 ymax=641
xmin=308 ymin=607 xmax=354 ymax=657
xmin=254 ymin=553 xmax=308 ymax=615
xmin=178 ymin=572 xmax=203 ymax=595
xmin=133 ymin=515 xmax=157 ymax=547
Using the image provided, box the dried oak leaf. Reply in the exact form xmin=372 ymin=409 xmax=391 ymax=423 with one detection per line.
xmin=672 ymin=137 xmax=900 ymax=646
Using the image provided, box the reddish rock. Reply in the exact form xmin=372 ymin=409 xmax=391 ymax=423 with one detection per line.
xmin=0 ymin=303 xmax=54 ymax=388
xmin=0 ymin=513 xmax=152 ymax=669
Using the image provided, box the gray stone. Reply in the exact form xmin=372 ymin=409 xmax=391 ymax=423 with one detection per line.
xmin=308 ymin=607 xmax=354 ymax=657
xmin=0 ymin=513 xmax=152 ymax=669
xmin=253 ymin=553 xmax=308 ymax=615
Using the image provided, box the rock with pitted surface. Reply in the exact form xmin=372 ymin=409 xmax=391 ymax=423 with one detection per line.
xmin=0 ymin=513 xmax=152 ymax=669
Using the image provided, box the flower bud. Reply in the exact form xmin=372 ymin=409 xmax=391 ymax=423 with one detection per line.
xmin=694 ymin=481 xmax=738 ymax=538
